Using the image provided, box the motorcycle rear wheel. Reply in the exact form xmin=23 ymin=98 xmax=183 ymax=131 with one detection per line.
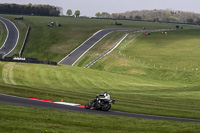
xmin=85 ymin=102 xmax=92 ymax=109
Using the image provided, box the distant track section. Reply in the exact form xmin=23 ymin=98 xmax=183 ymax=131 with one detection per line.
xmin=59 ymin=28 xmax=174 ymax=66
xmin=58 ymin=29 xmax=128 ymax=66
xmin=0 ymin=17 xmax=19 ymax=57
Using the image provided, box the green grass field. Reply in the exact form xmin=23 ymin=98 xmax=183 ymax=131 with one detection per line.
xmin=0 ymin=14 xmax=200 ymax=132
xmin=1 ymin=103 xmax=200 ymax=133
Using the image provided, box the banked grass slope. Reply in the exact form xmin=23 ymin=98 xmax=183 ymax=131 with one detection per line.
xmin=89 ymin=29 xmax=200 ymax=85
xmin=0 ymin=61 xmax=200 ymax=120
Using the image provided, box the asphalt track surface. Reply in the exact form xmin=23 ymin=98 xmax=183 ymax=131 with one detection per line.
xmin=0 ymin=17 xmax=19 ymax=56
xmin=1 ymin=94 xmax=200 ymax=123
xmin=58 ymin=29 xmax=127 ymax=65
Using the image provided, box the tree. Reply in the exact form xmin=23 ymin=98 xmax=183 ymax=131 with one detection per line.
xmin=28 ymin=3 xmax=32 ymax=7
xmin=66 ymin=9 xmax=72 ymax=16
xmin=186 ymin=18 xmax=194 ymax=23
xmin=102 ymin=12 xmax=110 ymax=18
xmin=111 ymin=13 xmax=118 ymax=19
xmin=154 ymin=17 xmax=159 ymax=22
xmin=134 ymin=16 xmax=142 ymax=20
xmin=194 ymin=18 xmax=200 ymax=25
xmin=95 ymin=12 xmax=102 ymax=18
xmin=129 ymin=15 xmax=133 ymax=20
xmin=0 ymin=3 xmax=61 ymax=16
xmin=74 ymin=10 xmax=80 ymax=17
xmin=49 ymin=9 xmax=59 ymax=16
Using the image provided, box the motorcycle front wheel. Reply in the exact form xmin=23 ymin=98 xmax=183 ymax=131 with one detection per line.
xmin=102 ymin=103 xmax=111 ymax=111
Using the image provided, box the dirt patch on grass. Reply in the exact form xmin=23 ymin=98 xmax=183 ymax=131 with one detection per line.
xmin=128 ymin=69 xmax=146 ymax=75
xmin=90 ymin=52 xmax=101 ymax=57
xmin=2 ymin=63 xmax=16 ymax=85
xmin=117 ymin=58 xmax=130 ymax=67
xmin=14 ymin=21 xmax=27 ymax=29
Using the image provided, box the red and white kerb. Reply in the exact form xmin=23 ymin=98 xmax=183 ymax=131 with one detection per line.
xmin=29 ymin=98 xmax=85 ymax=108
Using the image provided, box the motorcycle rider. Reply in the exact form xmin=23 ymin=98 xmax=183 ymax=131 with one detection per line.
xmin=97 ymin=92 xmax=110 ymax=103
xmin=92 ymin=92 xmax=111 ymax=108
xmin=85 ymin=91 xmax=114 ymax=110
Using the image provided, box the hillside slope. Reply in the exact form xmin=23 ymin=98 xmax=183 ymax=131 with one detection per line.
xmin=0 ymin=62 xmax=200 ymax=119
xmin=1 ymin=15 xmax=178 ymax=62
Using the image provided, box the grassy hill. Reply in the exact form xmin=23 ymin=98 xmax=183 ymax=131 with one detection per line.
xmin=79 ymin=29 xmax=200 ymax=84
xmin=0 ymin=61 xmax=200 ymax=119
xmin=1 ymin=14 xmax=200 ymax=132
xmin=1 ymin=14 xmax=178 ymax=62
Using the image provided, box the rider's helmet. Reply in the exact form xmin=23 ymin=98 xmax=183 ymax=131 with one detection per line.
xmin=104 ymin=92 xmax=108 ymax=96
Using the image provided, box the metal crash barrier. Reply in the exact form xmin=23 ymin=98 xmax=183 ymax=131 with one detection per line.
xmin=0 ymin=57 xmax=57 ymax=66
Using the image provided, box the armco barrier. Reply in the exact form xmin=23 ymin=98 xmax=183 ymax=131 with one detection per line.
xmin=0 ymin=57 xmax=57 ymax=66
xmin=19 ymin=26 xmax=31 ymax=57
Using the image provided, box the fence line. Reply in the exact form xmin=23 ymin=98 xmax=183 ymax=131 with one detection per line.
xmin=130 ymin=57 xmax=199 ymax=73
xmin=116 ymin=29 xmax=199 ymax=73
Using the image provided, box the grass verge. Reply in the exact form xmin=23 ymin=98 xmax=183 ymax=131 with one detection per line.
xmin=0 ymin=20 xmax=7 ymax=48
xmin=75 ymin=31 xmax=126 ymax=67
xmin=1 ymin=103 xmax=200 ymax=133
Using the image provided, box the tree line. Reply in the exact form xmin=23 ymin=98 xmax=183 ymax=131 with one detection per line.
xmin=0 ymin=3 xmax=62 ymax=16
xmin=95 ymin=9 xmax=200 ymax=24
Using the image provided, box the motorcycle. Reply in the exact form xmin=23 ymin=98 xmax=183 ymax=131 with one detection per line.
xmin=85 ymin=95 xmax=115 ymax=111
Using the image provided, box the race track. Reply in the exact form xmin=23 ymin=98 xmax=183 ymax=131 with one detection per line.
xmin=1 ymin=94 xmax=200 ymax=123
xmin=58 ymin=29 xmax=128 ymax=65
xmin=0 ymin=17 xmax=19 ymax=56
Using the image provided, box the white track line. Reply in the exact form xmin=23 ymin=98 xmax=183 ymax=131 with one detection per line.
xmin=71 ymin=31 xmax=113 ymax=66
